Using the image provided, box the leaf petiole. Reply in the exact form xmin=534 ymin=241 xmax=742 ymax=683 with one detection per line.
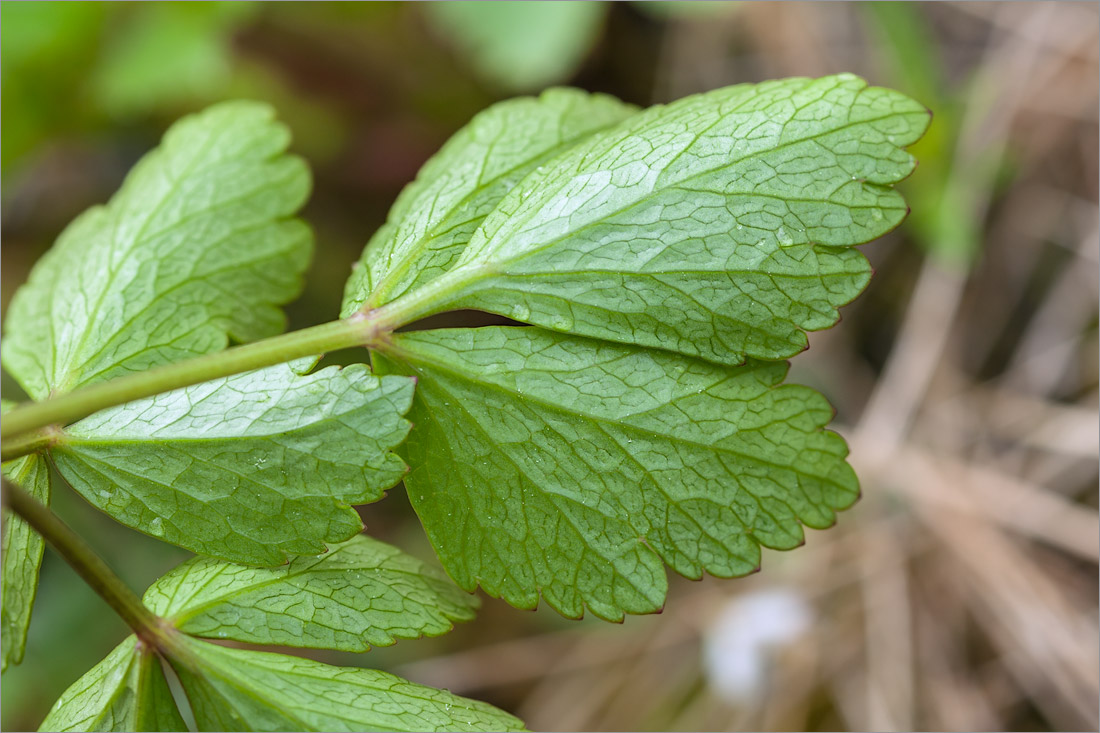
xmin=1 ymin=264 xmax=480 ymax=456
xmin=1 ymin=316 xmax=379 ymax=448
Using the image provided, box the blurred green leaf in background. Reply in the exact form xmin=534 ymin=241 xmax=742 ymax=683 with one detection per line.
xmin=1 ymin=2 xmax=106 ymax=174
xmin=422 ymin=1 xmax=607 ymax=93
xmin=862 ymin=1 xmax=1006 ymax=270
xmin=1 ymin=1 xmax=345 ymax=179
xmin=632 ymin=1 xmax=741 ymax=21
xmin=91 ymin=2 xmax=258 ymax=118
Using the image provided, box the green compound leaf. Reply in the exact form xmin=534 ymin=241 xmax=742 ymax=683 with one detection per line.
xmin=373 ymin=327 xmax=858 ymax=621
xmin=343 ymin=88 xmax=636 ymax=313
xmin=51 ymin=363 xmax=414 ymax=565
xmin=144 ymin=534 xmax=477 ymax=651
xmin=2 ymin=448 xmax=51 ymax=672
xmin=38 ymin=635 xmax=186 ymax=732
xmin=402 ymin=74 xmax=929 ymax=366
xmin=422 ymin=1 xmax=606 ymax=93
xmin=2 ymin=100 xmax=312 ymax=400
xmin=170 ymin=636 xmax=526 ymax=732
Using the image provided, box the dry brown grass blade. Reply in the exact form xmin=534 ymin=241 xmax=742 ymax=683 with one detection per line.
xmin=912 ymin=577 xmax=1001 ymax=731
xmin=859 ymin=521 xmax=915 ymax=731
xmin=904 ymin=460 xmax=1099 ymax=730
xmin=895 ymin=447 xmax=1098 ymax=562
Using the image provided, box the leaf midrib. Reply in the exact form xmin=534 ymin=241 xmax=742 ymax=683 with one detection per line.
xmin=407 ymin=364 xmax=660 ymax=616
xmin=367 ymin=109 xmax=633 ymax=308
xmin=418 ymin=359 xmax=813 ymax=563
xmin=165 ymin=547 xmax=466 ymax=636
xmin=56 ymin=122 xmax=226 ymax=394
xmin=72 ymin=218 xmax=305 ymax=385
xmin=196 ymin=644 xmax=508 ymax=731
xmin=398 ymin=106 xmax=914 ymax=325
xmin=455 ymin=103 xmax=909 ymax=275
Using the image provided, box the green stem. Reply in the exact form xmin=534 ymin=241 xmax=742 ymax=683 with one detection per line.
xmin=361 ymin=260 xmax=485 ymax=331
xmin=1 ymin=317 xmax=376 ymax=445
xmin=2 ymin=479 xmax=173 ymax=648
xmin=0 ymin=426 xmax=58 ymax=463
xmin=0 ymin=269 xmax=471 ymax=455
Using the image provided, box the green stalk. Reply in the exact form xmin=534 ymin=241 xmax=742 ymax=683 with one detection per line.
xmin=0 ymin=426 xmax=58 ymax=463
xmin=2 ymin=479 xmax=176 ymax=649
xmin=359 ymin=259 xmax=487 ymax=332
xmin=1 ymin=317 xmax=375 ymax=445
xmin=0 ymin=268 xmax=473 ymax=455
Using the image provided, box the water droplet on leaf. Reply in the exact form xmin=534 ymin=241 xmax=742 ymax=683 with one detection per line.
xmin=551 ymin=314 xmax=574 ymax=330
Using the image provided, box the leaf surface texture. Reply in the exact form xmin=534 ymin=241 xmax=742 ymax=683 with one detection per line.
xmin=374 ymin=327 xmax=858 ymax=620
xmin=1 ymin=448 xmax=51 ymax=671
xmin=144 ymin=534 xmax=477 ymax=650
xmin=2 ymin=100 xmax=312 ymax=399
xmin=343 ymin=88 xmax=636 ymax=312
xmin=53 ymin=363 xmax=413 ymax=564
xmin=410 ymin=74 xmax=928 ymax=365
xmin=171 ymin=637 xmax=525 ymax=732
xmin=38 ymin=636 xmax=186 ymax=732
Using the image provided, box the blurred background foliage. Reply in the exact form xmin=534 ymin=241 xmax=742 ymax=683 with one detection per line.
xmin=2 ymin=2 xmax=1097 ymax=731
